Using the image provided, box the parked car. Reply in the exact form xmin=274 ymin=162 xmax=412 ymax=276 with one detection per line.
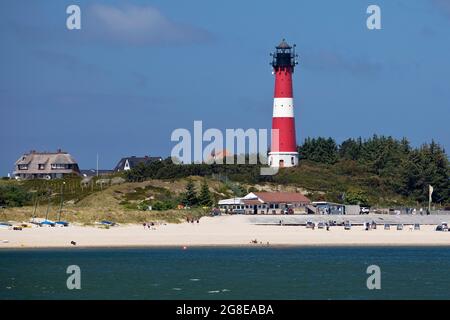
xmin=210 ymin=208 xmax=221 ymax=216
xmin=317 ymin=222 xmax=325 ymax=229
xmin=436 ymin=222 xmax=448 ymax=232
xmin=360 ymin=207 xmax=370 ymax=214
xmin=55 ymin=221 xmax=69 ymax=227
xmin=397 ymin=224 xmax=404 ymax=231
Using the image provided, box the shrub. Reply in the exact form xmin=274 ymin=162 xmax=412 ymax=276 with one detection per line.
xmin=0 ymin=185 xmax=32 ymax=207
xmin=152 ymin=200 xmax=176 ymax=211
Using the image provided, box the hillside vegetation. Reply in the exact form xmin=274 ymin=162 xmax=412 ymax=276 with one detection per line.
xmin=1 ymin=135 xmax=449 ymax=223
xmin=125 ymin=136 xmax=449 ymax=207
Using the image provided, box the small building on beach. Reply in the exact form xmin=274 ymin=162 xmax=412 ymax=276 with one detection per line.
xmin=218 ymin=192 xmax=312 ymax=215
xmin=311 ymin=201 xmax=360 ymax=215
xmin=217 ymin=197 xmax=245 ymax=214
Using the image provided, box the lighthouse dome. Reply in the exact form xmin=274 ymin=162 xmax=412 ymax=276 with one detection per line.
xmin=277 ymin=39 xmax=291 ymax=49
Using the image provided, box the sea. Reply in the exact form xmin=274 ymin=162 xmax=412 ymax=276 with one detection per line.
xmin=1 ymin=246 xmax=449 ymax=300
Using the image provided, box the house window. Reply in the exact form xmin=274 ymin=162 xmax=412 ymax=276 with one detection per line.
xmin=18 ymin=164 xmax=28 ymax=170
xmin=124 ymin=160 xmax=131 ymax=171
xmin=51 ymin=163 xmax=68 ymax=170
xmin=38 ymin=164 xmax=45 ymax=170
xmin=291 ymin=157 xmax=294 ymax=165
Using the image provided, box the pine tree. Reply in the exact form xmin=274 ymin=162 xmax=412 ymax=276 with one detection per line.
xmin=198 ymin=180 xmax=213 ymax=207
xmin=182 ymin=179 xmax=198 ymax=207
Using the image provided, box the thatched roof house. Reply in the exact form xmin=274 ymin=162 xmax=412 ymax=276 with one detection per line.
xmin=14 ymin=149 xmax=80 ymax=180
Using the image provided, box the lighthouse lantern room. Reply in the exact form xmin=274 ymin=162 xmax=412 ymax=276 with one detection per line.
xmin=268 ymin=39 xmax=299 ymax=168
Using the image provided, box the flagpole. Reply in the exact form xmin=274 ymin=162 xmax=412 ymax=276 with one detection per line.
xmin=96 ymin=153 xmax=99 ymax=178
xmin=428 ymin=185 xmax=433 ymax=214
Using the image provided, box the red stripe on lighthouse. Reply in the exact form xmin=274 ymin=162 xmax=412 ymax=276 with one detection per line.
xmin=272 ymin=117 xmax=297 ymax=152
xmin=271 ymin=68 xmax=297 ymax=152
xmin=274 ymin=68 xmax=293 ymax=98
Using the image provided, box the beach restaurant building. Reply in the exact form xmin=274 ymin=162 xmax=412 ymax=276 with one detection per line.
xmin=218 ymin=192 xmax=312 ymax=215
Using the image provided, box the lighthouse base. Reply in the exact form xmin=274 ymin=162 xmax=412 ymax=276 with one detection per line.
xmin=268 ymin=152 xmax=299 ymax=168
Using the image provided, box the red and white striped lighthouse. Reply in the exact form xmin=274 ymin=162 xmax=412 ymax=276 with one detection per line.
xmin=268 ymin=39 xmax=299 ymax=168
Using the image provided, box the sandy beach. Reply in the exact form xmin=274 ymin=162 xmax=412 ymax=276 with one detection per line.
xmin=1 ymin=215 xmax=450 ymax=249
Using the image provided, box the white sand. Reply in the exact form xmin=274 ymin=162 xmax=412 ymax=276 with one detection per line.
xmin=0 ymin=215 xmax=449 ymax=249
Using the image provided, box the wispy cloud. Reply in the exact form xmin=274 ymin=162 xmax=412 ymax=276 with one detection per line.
xmin=2 ymin=4 xmax=213 ymax=47
xmin=87 ymin=4 xmax=213 ymax=46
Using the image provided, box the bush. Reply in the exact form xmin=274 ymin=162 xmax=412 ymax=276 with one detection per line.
xmin=152 ymin=200 xmax=176 ymax=211
xmin=0 ymin=185 xmax=32 ymax=207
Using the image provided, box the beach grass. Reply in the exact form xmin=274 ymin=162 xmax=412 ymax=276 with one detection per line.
xmin=0 ymin=205 xmax=209 ymax=224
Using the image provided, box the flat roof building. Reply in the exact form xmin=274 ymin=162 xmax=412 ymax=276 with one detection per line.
xmin=219 ymin=192 xmax=312 ymax=215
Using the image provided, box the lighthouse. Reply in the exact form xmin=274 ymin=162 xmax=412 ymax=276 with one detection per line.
xmin=268 ymin=39 xmax=299 ymax=168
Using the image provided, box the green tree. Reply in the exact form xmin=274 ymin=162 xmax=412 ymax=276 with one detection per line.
xmin=345 ymin=189 xmax=370 ymax=206
xmin=198 ymin=180 xmax=213 ymax=207
xmin=182 ymin=179 xmax=198 ymax=207
xmin=298 ymin=137 xmax=338 ymax=164
xmin=401 ymin=141 xmax=450 ymax=204
xmin=339 ymin=138 xmax=362 ymax=160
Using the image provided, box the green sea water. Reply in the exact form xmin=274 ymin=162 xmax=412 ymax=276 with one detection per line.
xmin=1 ymin=247 xmax=449 ymax=300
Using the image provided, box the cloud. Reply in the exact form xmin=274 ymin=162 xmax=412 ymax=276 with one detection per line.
xmin=301 ymin=50 xmax=382 ymax=76
xmin=87 ymin=4 xmax=213 ymax=46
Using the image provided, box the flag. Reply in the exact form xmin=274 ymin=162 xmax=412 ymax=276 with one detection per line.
xmin=429 ymin=185 xmax=434 ymax=203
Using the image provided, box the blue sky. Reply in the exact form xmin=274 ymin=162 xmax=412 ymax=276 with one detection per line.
xmin=1 ymin=0 xmax=449 ymax=174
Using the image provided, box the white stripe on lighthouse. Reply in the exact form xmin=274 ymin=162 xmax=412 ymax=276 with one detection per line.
xmin=272 ymin=97 xmax=294 ymax=118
